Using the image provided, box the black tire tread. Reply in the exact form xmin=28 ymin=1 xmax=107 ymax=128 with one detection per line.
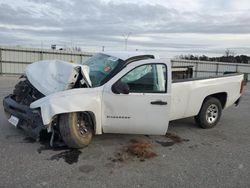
xmin=59 ymin=113 xmax=93 ymax=148
xmin=195 ymin=97 xmax=222 ymax=129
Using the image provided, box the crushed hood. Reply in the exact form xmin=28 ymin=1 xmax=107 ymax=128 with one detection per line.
xmin=25 ymin=60 xmax=92 ymax=95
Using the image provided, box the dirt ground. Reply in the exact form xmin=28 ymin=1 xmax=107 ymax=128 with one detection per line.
xmin=0 ymin=75 xmax=250 ymax=188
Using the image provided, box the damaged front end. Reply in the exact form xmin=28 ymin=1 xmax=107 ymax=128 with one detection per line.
xmin=3 ymin=95 xmax=44 ymax=138
xmin=3 ymin=60 xmax=91 ymax=141
xmin=25 ymin=59 xmax=91 ymax=95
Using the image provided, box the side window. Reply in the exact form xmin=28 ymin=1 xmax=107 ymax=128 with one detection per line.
xmin=120 ymin=64 xmax=167 ymax=93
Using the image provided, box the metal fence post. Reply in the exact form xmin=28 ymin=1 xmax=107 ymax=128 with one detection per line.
xmin=0 ymin=47 xmax=2 ymax=74
xmin=216 ymin=63 xmax=219 ymax=75
xmin=40 ymin=50 xmax=43 ymax=60
xmin=80 ymin=54 xmax=83 ymax=63
xmin=195 ymin=61 xmax=198 ymax=78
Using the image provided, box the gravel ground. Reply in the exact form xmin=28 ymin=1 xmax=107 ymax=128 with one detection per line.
xmin=0 ymin=75 xmax=249 ymax=188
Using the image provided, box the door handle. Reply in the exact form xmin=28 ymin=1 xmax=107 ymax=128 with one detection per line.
xmin=150 ymin=100 xmax=168 ymax=105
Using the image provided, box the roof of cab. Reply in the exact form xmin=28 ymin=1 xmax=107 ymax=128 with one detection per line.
xmin=102 ymin=51 xmax=154 ymax=61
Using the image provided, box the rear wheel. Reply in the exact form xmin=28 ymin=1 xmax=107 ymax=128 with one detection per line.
xmin=195 ymin=97 xmax=222 ymax=129
xmin=59 ymin=112 xmax=93 ymax=148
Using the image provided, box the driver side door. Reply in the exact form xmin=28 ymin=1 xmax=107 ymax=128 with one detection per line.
xmin=101 ymin=61 xmax=171 ymax=135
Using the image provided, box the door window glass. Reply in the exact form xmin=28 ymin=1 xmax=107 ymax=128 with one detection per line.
xmin=120 ymin=64 xmax=166 ymax=93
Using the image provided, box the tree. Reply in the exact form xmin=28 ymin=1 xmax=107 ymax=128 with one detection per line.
xmin=225 ymin=49 xmax=235 ymax=57
xmin=178 ymin=53 xmax=250 ymax=64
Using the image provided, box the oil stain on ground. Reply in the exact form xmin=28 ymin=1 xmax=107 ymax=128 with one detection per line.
xmin=11 ymin=130 xmax=82 ymax=165
xmin=79 ymin=165 xmax=95 ymax=173
xmin=156 ymin=132 xmax=189 ymax=147
xmin=5 ymin=134 xmax=23 ymax=140
xmin=166 ymin=132 xmax=190 ymax=143
xmin=37 ymin=143 xmax=69 ymax=154
xmin=38 ymin=143 xmax=82 ymax=165
xmin=22 ymin=137 xmax=36 ymax=143
xmin=37 ymin=131 xmax=69 ymax=153
xmin=36 ymin=131 xmax=82 ymax=165
xmin=48 ymin=149 xmax=82 ymax=165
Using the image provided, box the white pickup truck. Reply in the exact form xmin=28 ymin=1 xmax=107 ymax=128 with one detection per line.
xmin=3 ymin=52 xmax=244 ymax=148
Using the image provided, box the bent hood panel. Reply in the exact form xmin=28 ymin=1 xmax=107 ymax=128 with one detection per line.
xmin=25 ymin=60 xmax=91 ymax=95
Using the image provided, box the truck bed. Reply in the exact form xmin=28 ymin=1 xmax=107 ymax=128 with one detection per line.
xmin=170 ymin=73 xmax=243 ymax=121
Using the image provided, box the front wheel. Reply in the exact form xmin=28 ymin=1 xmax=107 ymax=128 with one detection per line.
xmin=195 ymin=97 xmax=222 ymax=129
xmin=59 ymin=112 xmax=93 ymax=148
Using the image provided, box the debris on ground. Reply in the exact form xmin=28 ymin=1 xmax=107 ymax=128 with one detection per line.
xmin=108 ymin=151 xmax=129 ymax=163
xmin=156 ymin=132 xmax=189 ymax=147
xmin=126 ymin=139 xmax=157 ymax=160
xmin=109 ymin=139 xmax=157 ymax=163
xmin=155 ymin=140 xmax=175 ymax=147
xmin=165 ymin=132 xmax=189 ymax=143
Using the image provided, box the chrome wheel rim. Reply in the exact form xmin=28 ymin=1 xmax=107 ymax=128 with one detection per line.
xmin=206 ymin=104 xmax=219 ymax=124
xmin=76 ymin=115 xmax=89 ymax=137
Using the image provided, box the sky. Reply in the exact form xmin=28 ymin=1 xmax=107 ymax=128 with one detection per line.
xmin=0 ymin=0 xmax=250 ymax=57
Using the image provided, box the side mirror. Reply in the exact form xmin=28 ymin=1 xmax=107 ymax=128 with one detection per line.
xmin=112 ymin=81 xmax=130 ymax=94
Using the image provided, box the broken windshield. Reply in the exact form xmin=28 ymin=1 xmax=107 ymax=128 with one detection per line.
xmin=81 ymin=53 xmax=124 ymax=87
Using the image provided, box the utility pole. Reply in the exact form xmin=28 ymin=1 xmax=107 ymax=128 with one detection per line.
xmin=70 ymin=39 xmax=73 ymax=63
xmin=0 ymin=47 xmax=2 ymax=74
xmin=123 ymin=32 xmax=131 ymax=51
xmin=41 ymin=41 xmax=43 ymax=49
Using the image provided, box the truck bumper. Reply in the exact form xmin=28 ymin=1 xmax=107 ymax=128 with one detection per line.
xmin=3 ymin=95 xmax=45 ymax=138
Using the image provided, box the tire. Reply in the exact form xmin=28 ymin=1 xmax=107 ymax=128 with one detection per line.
xmin=194 ymin=97 xmax=222 ymax=129
xmin=59 ymin=112 xmax=93 ymax=148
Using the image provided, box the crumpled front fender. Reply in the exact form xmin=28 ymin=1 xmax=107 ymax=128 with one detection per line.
xmin=30 ymin=87 xmax=103 ymax=134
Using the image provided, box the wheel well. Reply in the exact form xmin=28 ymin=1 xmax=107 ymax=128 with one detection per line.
xmin=84 ymin=111 xmax=96 ymax=133
xmin=204 ymin=92 xmax=227 ymax=109
xmin=56 ymin=111 xmax=96 ymax=134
